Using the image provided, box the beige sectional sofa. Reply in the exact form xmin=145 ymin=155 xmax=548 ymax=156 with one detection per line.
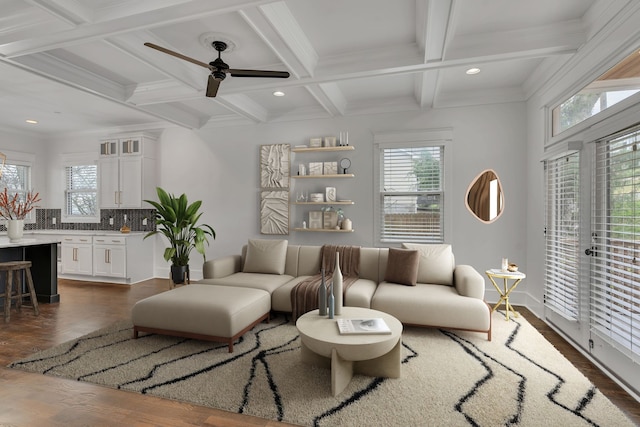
xmin=199 ymin=240 xmax=492 ymax=340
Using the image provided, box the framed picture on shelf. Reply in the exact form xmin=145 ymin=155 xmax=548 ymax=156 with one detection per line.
xmin=323 ymin=161 xmax=338 ymax=175
xmin=325 ymin=187 xmax=337 ymax=202
xmin=309 ymin=211 xmax=323 ymax=229
xmin=323 ymin=211 xmax=338 ymax=229
xmin=309 ymin=138 xmax=322 ymax=147
xmin=309 ymin=162 xmax=323 ymax=175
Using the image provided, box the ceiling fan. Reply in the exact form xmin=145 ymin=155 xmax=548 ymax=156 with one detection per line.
xmin=144 ymin=41 xmax=290 ymax=97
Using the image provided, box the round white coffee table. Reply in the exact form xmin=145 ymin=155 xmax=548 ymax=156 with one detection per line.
xmin=296 ymin=306 xmax=402 ymax=396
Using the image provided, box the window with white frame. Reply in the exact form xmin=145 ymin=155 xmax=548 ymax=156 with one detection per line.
xmin=62 ymin=153 xmax=98 ymax=222
xmin=374 ymin=130 xmax=450 ymax=244
xmin=552 ymin=47 xmax=640 ymax=136
xmin=1 ymin=156 xmax=34 ymax=221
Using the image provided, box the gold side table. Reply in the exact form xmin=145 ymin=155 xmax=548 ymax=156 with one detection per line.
xmin=485 ymin=269 xmax=526 ymax=321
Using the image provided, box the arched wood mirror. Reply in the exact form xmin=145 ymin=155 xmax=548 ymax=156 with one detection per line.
xmin=465 ymin=169 xmax=504 ymax=223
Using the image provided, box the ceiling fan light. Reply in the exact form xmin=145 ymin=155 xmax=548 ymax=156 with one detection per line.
xmin=466 ymin=67 xmax=481 ymax=75
xmin=273 ymin=91 xmax=285 ymax=97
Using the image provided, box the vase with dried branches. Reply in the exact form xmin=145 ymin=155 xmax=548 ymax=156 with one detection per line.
xmin=0 ymin=188 xmax=41 ymax=241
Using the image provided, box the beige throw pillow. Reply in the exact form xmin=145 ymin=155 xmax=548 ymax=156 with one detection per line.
xmin=243 ymin=239 xmax=288 ymax=275
xmin=401 ymin=243 xmax=454 ymax=285
xmin=384 ymin=248 xmax=419 ymax=286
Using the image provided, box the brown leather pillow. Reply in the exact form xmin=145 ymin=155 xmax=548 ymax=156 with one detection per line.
xmin=384 ymin=248 xmax=420 ymax=286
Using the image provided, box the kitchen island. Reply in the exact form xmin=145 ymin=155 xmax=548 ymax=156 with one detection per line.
xmin=0 ymin=237 xmax=59 ymax=303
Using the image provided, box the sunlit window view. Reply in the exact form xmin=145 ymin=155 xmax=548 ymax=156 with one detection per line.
xmin=553 ymin=48 xmax=640 ymax=135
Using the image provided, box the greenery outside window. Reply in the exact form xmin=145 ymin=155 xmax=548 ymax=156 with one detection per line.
xmin=65 ymin=164 xmax=98 ymax=219
xmin=1 ymin=163 xmax=33 ymax=221
xmin=374 ymin=129 xmax=451 ymax=245
xmin=552 ymin=47 xmax=640 ymax=136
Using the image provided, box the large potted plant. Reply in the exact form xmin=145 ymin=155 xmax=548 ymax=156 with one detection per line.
xmin=144 ymin=187 xmax=215 ymax=284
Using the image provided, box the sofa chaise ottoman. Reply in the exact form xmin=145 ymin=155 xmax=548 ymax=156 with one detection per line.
xmin=199 ymin=240 xmax=492 ymax=340
xmin=132 ymin=284 xmax=270 ymax=352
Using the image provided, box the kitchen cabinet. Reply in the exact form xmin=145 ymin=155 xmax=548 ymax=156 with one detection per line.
xmin=58 ymin=232 xmax=153 ymax=284
xmin=98 ymin=134 xmax=156 ymax=208
xmin=93 ymin=236 xmax=126 ymax=278
xmin=61 ymin=236 xmax=93 ymax=275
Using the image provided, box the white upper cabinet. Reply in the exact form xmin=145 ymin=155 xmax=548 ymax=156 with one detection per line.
xmin=98 ymin=134 xmax=156 ymax=208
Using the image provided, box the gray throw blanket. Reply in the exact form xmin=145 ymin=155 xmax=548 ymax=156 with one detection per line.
xmin=290 ymin=245 xmax=360 ymax=321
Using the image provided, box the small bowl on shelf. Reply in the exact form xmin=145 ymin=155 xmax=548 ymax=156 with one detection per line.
xmin=507 ymin=263 xmax=518 ymax=272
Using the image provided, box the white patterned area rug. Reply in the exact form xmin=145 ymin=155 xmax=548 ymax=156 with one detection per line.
xmin=9 ymin=311 xmax=634 ymax=427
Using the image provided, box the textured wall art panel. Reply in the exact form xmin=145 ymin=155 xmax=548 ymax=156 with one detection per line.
xmin=260 ymin=190 xmax=289 ymax=235
xmin=260 ymin=144 xmax=290 ymax=189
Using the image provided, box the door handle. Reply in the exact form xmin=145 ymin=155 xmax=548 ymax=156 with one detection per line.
xmin=585 ymin=247 xmax=598 ymax=256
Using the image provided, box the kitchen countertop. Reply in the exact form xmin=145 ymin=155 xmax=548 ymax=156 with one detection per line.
xmin=26 ymin=230 xmax=146 ymax=236
xmin=0 ymin=230 xmax=147 ymax=248
xmin=0 ymin=236 xmax=61 ymax=248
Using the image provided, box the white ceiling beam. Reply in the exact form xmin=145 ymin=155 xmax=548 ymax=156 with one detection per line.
xmin=446 ymin=20 xmax=586 ymax=62
xmin=126 ymin=80 xmax=202 ymax=106
xmin=414 ymin=0 xmax=453 ymax=108
xmin=0 ymin=0 xmax=280 ymax=58
xmin=305 ymin=83 xmax=347 ymax=116
xmin=25 ymin=0 xmax=94 ymax=25
xmin=11 ymin=52 xmax=127 ymax=100
xmin=106 ymin=31 xmax=205 ymax=91
xmin=215 ymin=94 xmax=268 ymax=123
xmin=136 ymin=103 xmax=205 ymax=129
xmin=239 ymin=2 xmax=317 ymax=79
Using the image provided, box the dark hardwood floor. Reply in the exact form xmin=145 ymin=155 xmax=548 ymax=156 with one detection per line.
xmin=1 ymin=278 xmax=638 ymax=426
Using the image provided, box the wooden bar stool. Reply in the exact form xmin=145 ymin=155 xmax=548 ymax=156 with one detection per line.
xmin=1 ymin=260 xmax=39 ymax=323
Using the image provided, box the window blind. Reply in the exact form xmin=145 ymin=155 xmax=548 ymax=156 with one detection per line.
xmin=1 ymin=164 xmax=31 ymax=217
xmin=379 ymin=145 xmax=444 ymax=243
xmin=591 ymin=126 xmax=640 ymax=362
xmin=544 ymin=152 xmax=580 ymax=320
xmin=65 ymin=165 xmax=97 ymax=216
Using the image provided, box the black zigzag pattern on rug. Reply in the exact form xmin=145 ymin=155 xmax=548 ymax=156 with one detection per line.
xmin=132 ymin=316 xmax=293 ymax=395
xmin=501 ymin=314 xmax=601 ymax=426
xmin=9 ymin=324 xmax=135 ymax=376
xmin=239 ymin=334 xmax=301 ymax=420
xmin=443 ymin=311 xmax=602 ymax=427
xmin=311 ymin=340 xmax=419 ymax=427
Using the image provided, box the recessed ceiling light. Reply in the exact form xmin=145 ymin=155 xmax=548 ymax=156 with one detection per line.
xmin=273 ymin=91 xmax=285 ymax=97
xmin=25 ymin=119 xmax=38 ymax=124
xmin=466 ymin=68 xmax=481 ymax=75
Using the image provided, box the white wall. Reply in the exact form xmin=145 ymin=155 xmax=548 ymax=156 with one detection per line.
xmin=155 ymin=103 xmax=527 ymax=288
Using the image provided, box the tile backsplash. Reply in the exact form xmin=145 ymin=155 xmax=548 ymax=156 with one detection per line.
xmin=1 ymin=208 xmax=156 ymax=233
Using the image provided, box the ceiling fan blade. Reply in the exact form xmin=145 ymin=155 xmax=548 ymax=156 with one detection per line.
xmin=144 ymin=42 xmax=211 ymax=70
xmin=228 ymin=69 xmax=290 ymax=78
xmin=206 ymin=74 xmax=221 ymax=97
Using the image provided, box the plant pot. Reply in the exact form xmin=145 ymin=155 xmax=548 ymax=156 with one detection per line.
xmin=170 ymin=264 xmax=189 ymax=284
xmin=7 ymin=219 xmax=24 ymax=242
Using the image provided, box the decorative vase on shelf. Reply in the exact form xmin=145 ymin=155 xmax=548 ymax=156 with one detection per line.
xmin=334 ymin=252 xmax=343 ymax=315
xmin=7 ymin=219 xmax=24 ymax=242
xmin=318 ymin=267 xmax=327 ymax=316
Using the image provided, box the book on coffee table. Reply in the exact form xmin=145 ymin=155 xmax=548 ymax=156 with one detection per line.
xmin=336 ymin=318 xmax=392 ymax=335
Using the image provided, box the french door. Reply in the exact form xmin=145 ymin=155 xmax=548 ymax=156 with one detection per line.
xmin=545 ymin=125 xmax=640 ymax=395
xmin=544 ymin=151 xmax=586 ymax=338
xmin=589 ymin=127 xmax=640 ymax=377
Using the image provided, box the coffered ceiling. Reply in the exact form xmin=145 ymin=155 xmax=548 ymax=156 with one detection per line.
xmin=0 ymin=0 xmax=618 ymax=135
